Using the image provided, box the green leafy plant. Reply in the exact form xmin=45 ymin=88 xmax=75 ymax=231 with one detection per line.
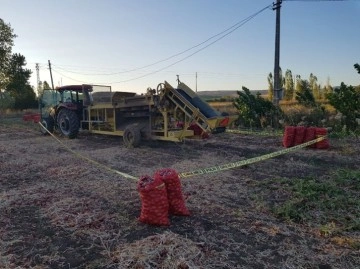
xmin=326 ymin=82 xmax=360 ymax=133
xmin=233 ymin=86 xmax=282 ymax=128
xmin=295 ymin=79 xmax=317 ymax=108
xmin=272 ymin=169 xmax=360 ymax=234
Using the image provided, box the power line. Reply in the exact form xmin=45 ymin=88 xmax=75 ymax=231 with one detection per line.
xmin=52 ymin=4 xmax=272 ymax=77
xmin=51 ymin=69 xmax=89 ymax=84
xmin=52 ymin=66 xmax=267 ymax=86
xmin=284 ymin=0 xmax=351 ymax=2
xmin=49 ymin=4 xmax=271 ymax=85
xmin=110 ymin=5 xmax=271 ymax=84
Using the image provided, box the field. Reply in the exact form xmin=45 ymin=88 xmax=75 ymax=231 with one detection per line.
xmin=0 ymin=118 xmax=359 ymax=269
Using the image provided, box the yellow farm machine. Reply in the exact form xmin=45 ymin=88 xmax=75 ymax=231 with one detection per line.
xmin=39 ymin=80 xmax=236 ymax=147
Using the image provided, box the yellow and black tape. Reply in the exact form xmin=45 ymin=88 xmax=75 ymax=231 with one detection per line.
xmin=39 ymin=122 xmax=325 ymax=181
xmin=38 ymin=122 xmax=138 ymax=180
xmin=178 ymin=136 xmax=325 ymax=178
xmin=226 ymin=128 xmax=282 ymax=136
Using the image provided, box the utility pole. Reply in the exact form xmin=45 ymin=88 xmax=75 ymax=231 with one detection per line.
xmin=48 ymin=60 xmax=55 ymax=90
xmin=273 ymin=0 xmax=282 ymax=105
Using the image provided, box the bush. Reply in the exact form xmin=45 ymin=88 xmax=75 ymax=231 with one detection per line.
xmin=282 ymin=105 xmax=329 ymax=127
xmin=0 ymin=91 xmax=15 ymax=111
xmin=233 ymin=87 xmax=282 ymax=128
xmin=327 ymin=82 xmax=360 ymax=133
xmin=272 ymin=169 xmax=360 ymax=235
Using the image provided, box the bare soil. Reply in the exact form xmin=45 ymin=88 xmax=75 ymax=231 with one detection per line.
xmin=0 ymin=118 xmax=359 ymax=269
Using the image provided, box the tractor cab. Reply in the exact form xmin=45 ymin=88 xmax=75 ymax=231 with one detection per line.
xmin=56 ymin=84 xmax=93 ymax=108
xmin=39 ymin=84 xmax=94 ymax=137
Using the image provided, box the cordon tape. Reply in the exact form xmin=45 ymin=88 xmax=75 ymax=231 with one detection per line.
xmin=38 ymin=122 xmax=138 ymax=180
xmin=38 ymin=122 xmax=326 ymax=181
xmin=226 ymin=128 xmax=282 ymax=136
xmin=178 ymin=136 xmax=325 ymax=178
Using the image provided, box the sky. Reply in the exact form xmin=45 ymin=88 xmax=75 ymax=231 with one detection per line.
xmin=1 ymin=0 xmax=360 ymax=94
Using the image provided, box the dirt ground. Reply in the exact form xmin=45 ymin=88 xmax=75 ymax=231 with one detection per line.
xmin=0 ymin=118 xmax=359 ymax=269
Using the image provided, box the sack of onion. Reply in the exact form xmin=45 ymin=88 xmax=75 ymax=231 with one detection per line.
xmin=137 ymin=175 xmax=170 ymax=226
xmin=154 ymin=168 xmax=190 ymax=216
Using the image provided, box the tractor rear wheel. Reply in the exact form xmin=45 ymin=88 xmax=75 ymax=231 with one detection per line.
xmin=57 ymin=109 xmax=79 ymax=139
xmin=40 ymin=117 xmax=54 ymax=135
xmin=123 ymin=125 xmax=141 ymax=148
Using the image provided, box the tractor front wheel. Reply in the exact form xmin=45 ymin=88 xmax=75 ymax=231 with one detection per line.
xmin=40 ymin=117 xmax=54 ymax=135
xmin=57 ymin=109 xmax=79 ymax=139
xmin=123 ymin=125 xmax=141 ymax=148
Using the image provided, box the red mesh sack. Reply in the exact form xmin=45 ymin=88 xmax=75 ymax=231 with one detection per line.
xmin=304 ymin=127 xmax=316 ymax=148
xmin=188 ymin=124 xmax=209 ymax=139
xmin=283 ymin=126 xmax=295 ymax=148
xmin=294 ymin=126 xmax=306 ymax=146
xmin=22 ymin=114 xmax=32 ymax=121
xmin=137 ymin=175 xmax=170 ymax=226
xmin=315 ymin=128 xmax=330 ymax=149
xmin=154 ymin=168 xmax=190 ymax=216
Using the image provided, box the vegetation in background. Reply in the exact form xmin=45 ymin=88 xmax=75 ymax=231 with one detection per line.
xmin=232 ymin=64 xmax=359 ymax=133
xmin=295 ymin=79 xmax=317 ymax=107
xmin=280 ymin=104 xmax=332 ymax=129
xmin=37 ymin=80 xmax=52 ymax=97
xmin=325 ymin=64 xmax=360 ymax=134
xmin=283 ymin=69 xmax=294 ymax=100
xmin=0 ymin=91 xmax=14 ymax=110
xmin=326 ymin=82 xmax=360 ymax=133
xmin=5 ymin=53 xmax=37 ymax=109
xmin=206 ymin=96 xmax=234 ymax=103
xmin=267 ymin=72 xmax=274 ymax=102
xmin=268 ymin=71 xmax=332 ymax=102
xmin=0 ymin=18 xmax=37 ymax=111
xmin=233 ymin=86 xmax=282 ymax=128
xmin=0 ymin=18 xmax=16 ymax=91
xmin=354 ymin=63 xmax=360 ymax=74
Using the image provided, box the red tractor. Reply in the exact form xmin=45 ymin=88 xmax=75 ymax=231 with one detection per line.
xmin=39 ymin=84 xmax=93 ymax=138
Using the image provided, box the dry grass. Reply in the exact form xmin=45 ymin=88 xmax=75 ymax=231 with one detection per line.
xmin=0 ymin=118 xmax=359 ymax=268
xmin=208 ymin=102 xmax=237 ymax=115
xmin=107 ymin=231 xmax=224 ymax=269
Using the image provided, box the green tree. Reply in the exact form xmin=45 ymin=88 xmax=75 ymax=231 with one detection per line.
xmin=354 ymin=63 xmax=360 ymax=74
xmin=354 ymin=63 xmax=360 ymax=94
xmin=37 ymin=81 xmax=43 ymax=96
xmin=283 ymin=69 xmax=294 ymax=100
xmin=295 ymin=75 xmax=303 ymax=96
xmin=0 ymin=90 xmax=15 ymax=111
xmin=43 ymin=81 xmax=52 ymax=90
xmin=37 ymin=80 xmax=52 ymax=96
xmin=295 ymin=79 xmax=317 ymax=108
xmin=327 ymin=82 xmax=360 ymax=133
xmin=5 ymin=53 xmax=37 ymax=109
xmin=294 ymin=77 xmax=326 ymax=126
xmin=321 ymin=77 xmax=333 ymax=100
xmin=0 ymin=18 xmax=17 ymax=91
xmin=233 ymin=86 xmax=281 ymax=128
xmin=309 ymin=73 xmax=321 ymax=100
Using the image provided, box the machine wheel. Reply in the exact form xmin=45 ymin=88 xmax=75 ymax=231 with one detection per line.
xmin=123 ymin=125 xmax=141 ymax=148
xmin=40 ymin=117 xmax=54 ymax=135
xmin=57 ymin=109 xmax=79 ymax=139
xmin=156 ymin=83 xmax=166 ymax=95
